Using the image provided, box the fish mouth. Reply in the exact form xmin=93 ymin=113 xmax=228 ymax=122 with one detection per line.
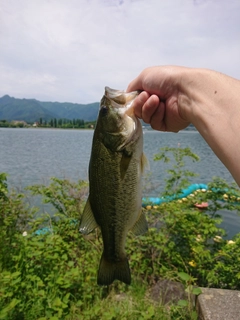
xmin=103 ymin=86 xmax=140 ymax=119
xmin=102 ymin=87 xmax=141 ymax=151
xmin=104 ymin=87 xmax=139 ymax=110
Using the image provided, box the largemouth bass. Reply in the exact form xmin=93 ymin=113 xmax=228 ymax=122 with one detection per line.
xmin=79 ymin=87 xmax=148 ymax=285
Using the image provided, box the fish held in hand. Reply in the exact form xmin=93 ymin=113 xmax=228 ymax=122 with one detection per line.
xmin=79 ymin=86 xmax=148 ymax=286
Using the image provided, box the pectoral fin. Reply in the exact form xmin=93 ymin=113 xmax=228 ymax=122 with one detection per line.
xmin=141 ymin=152 xmax=149 ymax=173
xmin=79 ymin=197 xmax=98 ymax=235
xmin=131 ymin=210 xmax=148 ymax=236
xmin=120 ymin=150 xmax=132 ymax=180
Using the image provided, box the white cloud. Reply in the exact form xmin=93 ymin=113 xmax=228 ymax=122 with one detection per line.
xmin=0 ymin=0 xmax=239 ymax=103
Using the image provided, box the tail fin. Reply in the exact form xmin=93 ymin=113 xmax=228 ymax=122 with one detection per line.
xmin=97 ymin=253 xmax=131 ymax=286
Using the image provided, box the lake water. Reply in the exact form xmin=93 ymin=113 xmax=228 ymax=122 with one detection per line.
xmin=0 ymin=127 xmax=239 ymax=238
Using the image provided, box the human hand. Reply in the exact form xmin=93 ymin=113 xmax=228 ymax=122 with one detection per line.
xmin=127 ymin=66 xmax=191 ymax=132
xmin=129 ymin=66 xmax=240 ymax=186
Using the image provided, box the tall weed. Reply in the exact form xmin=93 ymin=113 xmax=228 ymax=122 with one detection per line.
xmin=1 ymin=147 xmax=240 ymax=319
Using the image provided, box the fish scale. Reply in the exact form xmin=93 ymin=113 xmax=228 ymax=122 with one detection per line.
xmin=79 ymin=87 xmax=148 ymax=285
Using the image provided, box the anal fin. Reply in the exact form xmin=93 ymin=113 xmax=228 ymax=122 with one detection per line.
xmin=131 ymin=209 xmax=148 ymax=236
xmin=79 ymin=197 xmax=98 ymax=235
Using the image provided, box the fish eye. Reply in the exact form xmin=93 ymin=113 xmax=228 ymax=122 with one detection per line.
xmin=101 ymin=105 xmax=108 ymax=116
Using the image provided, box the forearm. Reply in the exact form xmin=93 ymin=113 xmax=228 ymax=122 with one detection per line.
xmin=181 ymin=68 xmax=240 ymax=186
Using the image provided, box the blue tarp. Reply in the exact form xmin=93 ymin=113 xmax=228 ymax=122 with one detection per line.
xmin=142 ymin=183 xmax=208 ymax=206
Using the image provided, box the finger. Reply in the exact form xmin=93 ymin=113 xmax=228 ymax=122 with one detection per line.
xmin=133 ymin=91 xmax=150 ymax=119
xmin=150 ymin=101 xmax=166 ymax=131
xmin=141 ymin=94 xmax=160 ymax=124
xmin=126 ymin=74 xmax=143 ymax=92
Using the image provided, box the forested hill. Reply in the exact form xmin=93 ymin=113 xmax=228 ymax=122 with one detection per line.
xmin=0 ymin=95 xmax=99 ymax=123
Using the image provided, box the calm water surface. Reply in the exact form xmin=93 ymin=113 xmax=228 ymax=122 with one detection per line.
xmin=0 ymin=127 xmax=239 ymax=237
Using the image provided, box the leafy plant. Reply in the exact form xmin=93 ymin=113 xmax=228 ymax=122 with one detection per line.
xmin=0 ymin=146 xmax=240 ymax=319
xmin=154 ymin=146 xmax=200 ymax=196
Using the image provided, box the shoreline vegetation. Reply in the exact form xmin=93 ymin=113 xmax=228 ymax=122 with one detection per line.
xmin=0 ymin=119 xmax=96 ymax=129
xmin=0 ymin=119 xmax=196 ymax=131
xmin=1 ymin=147 xmax=239 ymax=319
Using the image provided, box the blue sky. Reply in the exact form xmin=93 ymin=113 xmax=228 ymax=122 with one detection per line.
xmin=0 ymin=0 xmax=240 ymax=103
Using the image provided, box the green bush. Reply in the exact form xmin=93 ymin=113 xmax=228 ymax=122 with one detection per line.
xmin=1 ymin=147 xmax=240 ymax=319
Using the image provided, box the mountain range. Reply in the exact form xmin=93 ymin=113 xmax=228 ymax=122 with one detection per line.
xmin=0 ymin=95 xmax=99 ymax=123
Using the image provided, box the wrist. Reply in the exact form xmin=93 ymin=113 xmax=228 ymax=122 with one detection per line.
xmin=178 ymin=68 xmax=232 ymax=128
xmin=179 ymin=67 xmax=240 ymax=185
